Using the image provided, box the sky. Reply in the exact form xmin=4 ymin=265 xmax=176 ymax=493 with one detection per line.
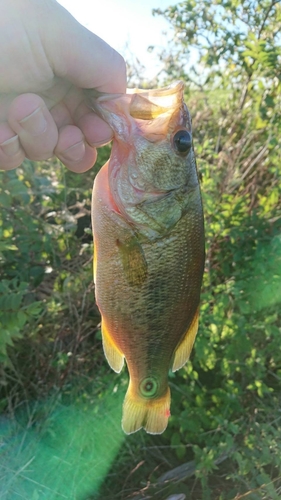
xmin=58 ymin=0 xmax=177 ymax=80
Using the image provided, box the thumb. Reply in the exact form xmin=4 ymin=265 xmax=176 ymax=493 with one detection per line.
xmin=40 ymin=1 xmax=127 ymax=93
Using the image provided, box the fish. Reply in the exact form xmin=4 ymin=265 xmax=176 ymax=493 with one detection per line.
xmin=84 ymin=81 xmax=205 ymax=435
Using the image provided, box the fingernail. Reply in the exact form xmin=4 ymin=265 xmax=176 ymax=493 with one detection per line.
xmin=19 ymin=107 xmax=47 ymax=136
xmin=0 ymin=135 xmax=20 ymax=156
xmin=60 ymin=141 xmax=86 ymax=162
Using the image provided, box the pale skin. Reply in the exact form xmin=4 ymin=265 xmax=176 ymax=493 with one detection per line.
xmin=0 ymin=0 xmax=126 ymax=172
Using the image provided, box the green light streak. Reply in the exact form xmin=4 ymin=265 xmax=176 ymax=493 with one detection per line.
xmin=0 ymin=388 xmax=125 ymax=499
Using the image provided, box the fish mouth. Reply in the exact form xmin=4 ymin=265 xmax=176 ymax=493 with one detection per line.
xmin=83 ymin=81 xmax=188 ymax=140
xmin=127 ymin=81 xmax=184 ymax=100
xmin=128 ymin=81 xmax=185 ymax=120
xmin=84 ymin=81 xmax=184 ymax=107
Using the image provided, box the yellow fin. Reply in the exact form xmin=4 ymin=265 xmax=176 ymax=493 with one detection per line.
xmin=101 ymin=319 xmax=124 ymax=373
xmin=172 ymin=308 xmax=199 ymax=372
xmin=116 ymin=236 xmax=148 ymax=287
xmin=130 ymin=94 xmax=168 ymax=119
xmin=122 ymin=383 xmax=171 ymax=435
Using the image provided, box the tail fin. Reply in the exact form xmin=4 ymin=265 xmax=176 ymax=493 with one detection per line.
xmin=122 ymin=383 xmax=171 ymax=435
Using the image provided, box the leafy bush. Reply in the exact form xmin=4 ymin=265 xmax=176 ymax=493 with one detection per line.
xmin=0 ymin=278 xmax=42 ymax=364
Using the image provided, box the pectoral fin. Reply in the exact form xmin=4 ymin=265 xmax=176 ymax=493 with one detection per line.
xmin=116 ymin=236 xmax=148 ymax=287
xmin=172 ymin=308 xmax=199 ymax=372
xmin=101 ymin=319 xmax=124 ymax=373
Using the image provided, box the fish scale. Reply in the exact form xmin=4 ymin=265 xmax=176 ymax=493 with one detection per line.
xmin=86 ymin=81 xmax=205 ymax=434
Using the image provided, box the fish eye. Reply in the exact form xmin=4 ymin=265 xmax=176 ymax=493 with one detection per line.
xmin=139 ymin=377 xmax=158 ymax=398
xmin=173 ymin=129 xmax=192 ymax=155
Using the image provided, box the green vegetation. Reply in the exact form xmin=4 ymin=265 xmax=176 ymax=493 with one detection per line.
xmin=1 ymin=0 xmax=281 ymax=498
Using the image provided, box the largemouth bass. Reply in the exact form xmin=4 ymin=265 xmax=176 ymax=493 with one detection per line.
xmin=85 ymin=81 xmax=205 ymax=434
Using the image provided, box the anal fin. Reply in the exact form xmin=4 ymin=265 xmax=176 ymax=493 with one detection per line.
xmin=172 ymin=308 xmax=199 ymax=372
xmin=101 ymin=319 xmax=124 ymax=373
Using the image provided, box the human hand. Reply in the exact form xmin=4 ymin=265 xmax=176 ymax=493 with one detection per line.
xmin=0 ymin=0 xmax=126 ymax=172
